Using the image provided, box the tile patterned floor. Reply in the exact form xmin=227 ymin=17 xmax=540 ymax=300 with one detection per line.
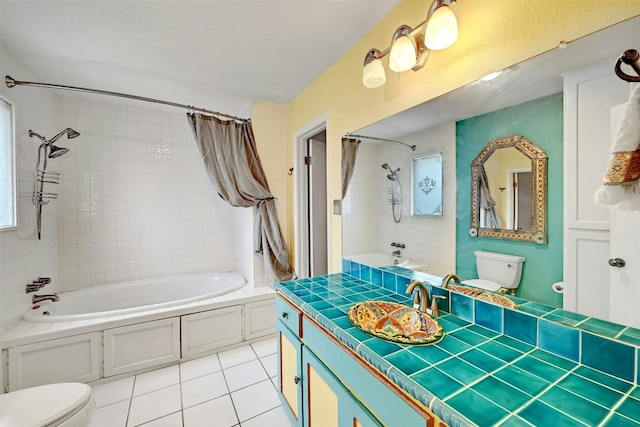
xmin=89 ymin=337 xmax=294 ymax=427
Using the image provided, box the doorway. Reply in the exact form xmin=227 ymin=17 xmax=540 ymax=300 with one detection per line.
xmin=295 ymin=123 xmax=328 ymax=278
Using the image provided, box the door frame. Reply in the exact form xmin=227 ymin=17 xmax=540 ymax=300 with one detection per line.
xmin=293 ymin=114 xmax=329 ymax=277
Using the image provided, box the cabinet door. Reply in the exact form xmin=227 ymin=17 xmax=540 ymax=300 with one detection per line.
xmin=303 ymin=346 xmax=382 ymax=427
xmin=278 ymin=320 xmax=303 ymax=427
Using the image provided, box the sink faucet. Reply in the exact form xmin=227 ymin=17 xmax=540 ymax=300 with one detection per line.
xmin=442 ymin=273 xmax=461 ymax=288
xmin=32 ymin=294 xmax=59 ymax=304
xmin=406 ymin=281 xmax=429 ymax=313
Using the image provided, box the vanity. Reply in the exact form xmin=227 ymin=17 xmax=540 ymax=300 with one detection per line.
xmin=275 ymin=264 xmax=640 ymax=427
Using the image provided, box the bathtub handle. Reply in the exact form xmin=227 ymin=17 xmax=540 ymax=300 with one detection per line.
xmin=281 ymin=312 xmax=289 ymax=319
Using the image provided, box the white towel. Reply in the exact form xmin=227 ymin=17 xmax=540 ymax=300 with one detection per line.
xmin=594 ymin=83 xmax=640 ymax=210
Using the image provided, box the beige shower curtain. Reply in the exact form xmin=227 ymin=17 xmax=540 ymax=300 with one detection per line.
xmin=341 ymin=137 xmax=361 ymax=199
xmin=187 ymin=113 xmax=295 ymax=282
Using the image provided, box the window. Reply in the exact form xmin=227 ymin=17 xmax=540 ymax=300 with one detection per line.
xmin=0 ymin=94 xmax=16 ymax=229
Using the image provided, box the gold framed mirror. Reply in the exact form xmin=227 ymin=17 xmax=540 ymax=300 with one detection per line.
xmin=470 ymin=134 xmax=547 ymax=244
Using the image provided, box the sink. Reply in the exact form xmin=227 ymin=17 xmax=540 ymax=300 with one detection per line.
xmin=347 ymin=301 xmax=444 ymax=345
xmin=447 ymin=285 xmax=518 ymax=309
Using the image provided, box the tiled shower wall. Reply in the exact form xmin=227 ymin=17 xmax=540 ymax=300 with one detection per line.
xmin=56 ymin=96 xmax=238 ymax=291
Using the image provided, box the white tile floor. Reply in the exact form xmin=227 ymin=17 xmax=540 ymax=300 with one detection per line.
xmin=89 ymin=337 xmax=294 ymax=427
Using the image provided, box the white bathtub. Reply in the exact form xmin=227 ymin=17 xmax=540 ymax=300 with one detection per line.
xmin=345 ymin=252 xmax=410 ymax=268
xmin=23 ymin=272 xmax=245 ymax=323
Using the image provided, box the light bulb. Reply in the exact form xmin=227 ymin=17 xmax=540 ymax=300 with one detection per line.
xmin=363 ymin=58 xmax=386 ymax=88
xmin=425 ymin=4 xmax=458 ymax=50
xmin=389 ymin=35 xmax=417 ymax=72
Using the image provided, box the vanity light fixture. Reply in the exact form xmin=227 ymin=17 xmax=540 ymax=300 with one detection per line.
xmin=362 ymin=0 xmax=458 ymax=88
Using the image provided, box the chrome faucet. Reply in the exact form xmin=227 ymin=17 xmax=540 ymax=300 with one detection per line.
xmin=25 ymin=277 xmax=51 ymax=293
xmin=442 ymin=273 xmax=461 ymax=288
xmin=32 ymin=293 xmax=59 ymax=304
xmin=406 ymin=281 xmax=429 ymax=314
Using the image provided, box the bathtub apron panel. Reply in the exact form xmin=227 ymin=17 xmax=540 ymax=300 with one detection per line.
xmin=181 ymin=306 xmax=243 ymax=358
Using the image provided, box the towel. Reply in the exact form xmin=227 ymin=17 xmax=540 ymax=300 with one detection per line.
xmin=594 ymin=83 xmax=640 ymax=210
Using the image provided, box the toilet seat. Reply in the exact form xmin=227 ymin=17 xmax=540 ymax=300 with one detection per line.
xmin=462 ymin=279 xmax=502 ymax=292
xmin=0 ymin=382 xmax=94 ymax=427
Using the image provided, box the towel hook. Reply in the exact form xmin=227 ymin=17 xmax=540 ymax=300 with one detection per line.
xmin=614 ymin=49 xmax=640 ymax=82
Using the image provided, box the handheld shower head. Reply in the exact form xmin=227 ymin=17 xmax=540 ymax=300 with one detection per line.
xmin=387 ymin=174 xmax=396 ymax=181
xmin=48 ymin=145 xmax=70 ymax=158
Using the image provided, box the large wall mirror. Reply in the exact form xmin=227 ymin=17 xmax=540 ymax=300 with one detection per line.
xmin=470 ymin=135 xmax=547 ymax=244
xmin=343 ymin=16 xmax=640 ymax=345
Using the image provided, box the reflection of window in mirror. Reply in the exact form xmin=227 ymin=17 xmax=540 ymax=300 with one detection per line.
xmin=0 ymin=94 xmax=16 ymax=230
xmin=483 ymin=147 xmax=532 ymax=231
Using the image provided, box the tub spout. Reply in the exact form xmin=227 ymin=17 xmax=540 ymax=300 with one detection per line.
xmin=32 ymin=293 xmax=59 ymax=304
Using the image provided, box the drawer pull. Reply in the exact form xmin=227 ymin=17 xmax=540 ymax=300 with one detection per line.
xmin=293 ymin=376 xmax=301 ymax=384
xmin=281 ymin=312 xmax=289 ymax=319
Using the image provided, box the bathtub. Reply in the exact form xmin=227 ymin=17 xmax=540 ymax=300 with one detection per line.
xmin=344 ymin=252 xmax=410 ymax=268
xmin=23 ymin=272 xmax=245 ymax=323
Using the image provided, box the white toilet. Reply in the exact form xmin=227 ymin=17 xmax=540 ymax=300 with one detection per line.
xmin=0 ymin=382 xmax=95 ymax=427
xmin=463 ymin=250 xmax=525 ymax=294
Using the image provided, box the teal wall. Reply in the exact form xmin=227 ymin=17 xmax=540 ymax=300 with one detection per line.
xmin=456 ymin=93 xmax=563 ymax=307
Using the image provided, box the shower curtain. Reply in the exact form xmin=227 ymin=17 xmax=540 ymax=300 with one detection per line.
xmin=187 ymin=113 xmax=295 ymax=282
xmin=341 ymin=137 xmax=360 ymax=199
xmin=479 ymin=166 xmax=501 ymax=229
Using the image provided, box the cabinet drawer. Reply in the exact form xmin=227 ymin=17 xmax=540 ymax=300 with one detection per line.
xmin=104 ymin=318 xmax=180 ymax=377
xmin=276 ymin=295 xmax=302 ymax=338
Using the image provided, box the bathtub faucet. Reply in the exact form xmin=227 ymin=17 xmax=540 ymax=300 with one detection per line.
xmin=392 ymin=250 xmax=401 ymax=257
xmin=32 ymin=293 xmax=59 ymax=304
xmin=25 ymin=277 xmax=51 ymax=293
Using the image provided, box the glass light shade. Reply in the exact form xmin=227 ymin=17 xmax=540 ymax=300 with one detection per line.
xmin=425 ymin=5 xmax=458 ymax=50
xmin=363 ymin=58 xmax=386 ymax=88
xmin=389 ymin=35 xmax=417 ymax=72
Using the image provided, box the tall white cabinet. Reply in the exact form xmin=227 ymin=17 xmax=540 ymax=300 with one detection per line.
xmin=563 ymin=61 xmax=637 ymax=326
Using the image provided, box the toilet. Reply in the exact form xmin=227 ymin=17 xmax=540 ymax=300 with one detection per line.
xmin=0 ymin=383 xmax=95 ymax=427
xmin=463 ymin=250 xmax=525 ymax=294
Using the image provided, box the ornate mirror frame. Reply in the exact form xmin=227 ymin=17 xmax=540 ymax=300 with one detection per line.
xmin=470 ymin=134 xmax=547 ymax=244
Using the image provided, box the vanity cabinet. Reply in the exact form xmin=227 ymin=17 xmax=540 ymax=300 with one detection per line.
xmin=276 ymin=294 xmax=439 ymax=427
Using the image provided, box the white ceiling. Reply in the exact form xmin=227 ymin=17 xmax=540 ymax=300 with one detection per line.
xmin=0 ymin=0 xmax=401 ymax=117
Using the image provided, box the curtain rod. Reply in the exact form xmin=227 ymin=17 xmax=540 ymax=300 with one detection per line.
xmin=5 ymin=75 xmax=249 ymax=122
xmin=345 ymin=133 xmax=416 ymax=151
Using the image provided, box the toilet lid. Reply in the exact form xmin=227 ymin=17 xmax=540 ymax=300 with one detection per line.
xmin=462 ymin=279 xmax=501 ymax=292
xmin=0 ymin=382 xmax=91 ymax=427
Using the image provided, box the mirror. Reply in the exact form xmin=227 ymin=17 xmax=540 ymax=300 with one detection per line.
xmin=470 ymin=135 xmax=547 ymax=244
xmin=343 ymin=16 xmax=640 ymax=344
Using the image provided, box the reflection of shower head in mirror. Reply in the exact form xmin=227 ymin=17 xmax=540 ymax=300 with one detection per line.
xmin=387 ymin=174 xmax=396 ymax=181
xmin=381 ymin=163 xmax=390 ymax=170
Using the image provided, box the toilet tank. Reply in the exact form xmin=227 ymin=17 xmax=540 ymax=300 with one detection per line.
xmin=474 ymin=250 xmax=525 ymax=289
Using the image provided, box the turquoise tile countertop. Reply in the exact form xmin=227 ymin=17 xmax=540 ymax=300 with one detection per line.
xmin=274 ymin=273 xmax=640 ymax=427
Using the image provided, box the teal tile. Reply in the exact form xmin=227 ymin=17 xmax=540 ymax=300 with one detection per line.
xmin=467 ymin=324 xmax=499 ymax=338
xmin=363 ymin=338 xmax=402 ymax=357
xmin=494 ymin=365 xmax=550 ymax=396
xmin=471 ymin=376 xmax=530 ymax=411
xmin=385 ymin=350 xmax=426 ymax=376
xmin=573 ymin=366 xmax=634 ymax=394
xmin=581 ymin=317 xmax=626 ymax=338
xmin=530 ymin=349 xmax=577 ymax=371
xmin=617 ymin=396 xmax=640 ymax=422
xmin=359 ymin=290 xmax=385 ymax=299
xmin=459 ymin=349 xmax=504 ymax=373
xmin=320 ymin=307 xmax=346 ymax=319
xmin=518 ymin=400 xmax=588 ymax=427
xmin=602 ymin=413 xmax=640 ymax=427
xmin=498 ymin=416 xmax=535 ymax=427
xmin=632 ymin=387 xmax=640 ymax=400
xmin=344 ymin=326 xmax=371 ymax=342
xmin=411 ymin=367 xmax=464 ymax=399
xmin=396 ymin=275 xmax=411 ymax=294
xmin=495 ymin=334 xmax=535 ymax=353
xmin=558 ymin=374 xmax=625 ymax=408
xmin=437 ymin=335 xmax=472 ymax=355
xmin=449 ymin=328 xmax=486 ymax=346
xmin=450 ymin=292 xmax=474 ymax=322
xmin=445 ymin=389 xmax=509 ymax=426
xmin=360 ymin=265 xmax=371 ymax=282
xmin=371 ymin=268 xmax=383 ymax=286
xmin=409 ymin=345 xmax=452 ymax=365
xmin=538 ymin=319 xmax=580 ymax=362
xmin=475 ymin=299 xmax=503 ymax=333
xmin=504 ymin=309 xmax=538 ymax=346
xmin=478 ymin=340 xmax=524 ymax=363
xmin=438 ymin=357 xmax=486 ymax=385
xmin=513 ymin=356 xmax=567 ymax=383
xmin=618 ymin=327 xmax=640 ymax=346
xmin=539 ymin=386 xmax=609 ymax=425
xmin=333 ymin=316 xmax=352 ymax=329
xmin=437 ymin=316 xmax=469 ymax=333
xmin=582 ymin=332 xmax=635 ymax=382
xmin=382 ymin=271 xmax=396 ymax=291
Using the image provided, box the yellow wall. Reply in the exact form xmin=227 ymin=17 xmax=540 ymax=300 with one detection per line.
xmin=254 ymin=0 xmax=640 ymax=272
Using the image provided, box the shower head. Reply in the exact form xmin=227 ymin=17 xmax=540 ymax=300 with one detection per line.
xmin=387 ymin=174 xmax=396 ymax=181
xmin=49 ymin=128 xmax=80 ymax=143
xmin=48 ymin=145 xmax=69 ymax=158
xmin=381 ymin=163 xmax=390 ymax=170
